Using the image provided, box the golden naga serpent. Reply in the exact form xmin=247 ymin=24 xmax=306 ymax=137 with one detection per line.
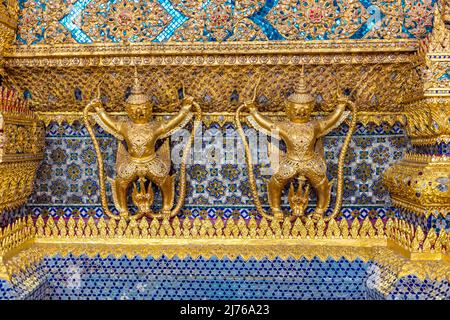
xmin=83 ymin=99 xmax=202 ymax=221
xmin=234 ymin=73 xmax=376 ymax=222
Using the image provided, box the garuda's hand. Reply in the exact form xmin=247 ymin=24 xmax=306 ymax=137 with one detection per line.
xmin=181 ymin=95 xmax=194 ymax=110
xmin=333 ymin=85 xmax=350 ymax=108
xmin=244 ymin=101 xmax=257 ymax=113
xmin=88 ymin=98 xmax=103 ymax=113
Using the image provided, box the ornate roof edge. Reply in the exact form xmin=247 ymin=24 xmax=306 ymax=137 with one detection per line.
xmin=4 ymin=39 xmax=419 ymax=58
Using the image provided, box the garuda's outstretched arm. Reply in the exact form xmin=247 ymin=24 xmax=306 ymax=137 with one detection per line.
xmin=316 ymin=102 xmax=346 ymax=137
xmin=155 ymin=96 xmax=193 ymax=138
xmin=247 ymin=102 xmax=276 ymax=130
xmin=246 ymin=101 xmax=283 ymax=137
xmin=88 ymin=99 xmax=123 ymax=139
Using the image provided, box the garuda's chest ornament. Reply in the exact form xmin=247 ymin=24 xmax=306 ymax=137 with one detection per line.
xmin=84 ymin=73 xmax=201 ymax=220
xmin=235 ymin=67 xmax=358 ymax=222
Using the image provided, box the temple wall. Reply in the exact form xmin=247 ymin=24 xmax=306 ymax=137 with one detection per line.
xmin=0 ymin=0 xmax=449 ymax=301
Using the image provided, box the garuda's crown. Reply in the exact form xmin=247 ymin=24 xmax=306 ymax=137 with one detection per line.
xmin=287 ymin=67 xmax=315 ymax=105
xmin=126 ymin=68 xmax=150 ymax=105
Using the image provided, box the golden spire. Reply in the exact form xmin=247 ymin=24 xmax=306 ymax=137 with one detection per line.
xmin=126 ymin=67 xmax=149 ymax=105
xmin=287 ymin=65 xmax=315 ymax=104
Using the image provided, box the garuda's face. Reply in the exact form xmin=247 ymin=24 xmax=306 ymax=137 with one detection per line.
xmin=286 ymin=101 xmax=313 ymax=123
xmin=126 ymin=102 xmax=152 ymax=124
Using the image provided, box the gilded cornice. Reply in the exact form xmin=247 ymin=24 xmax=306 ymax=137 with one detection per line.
xmin=1 ymin=215 xmax=449 ymax=282
xmin=4 ymin=40 xmax=419 ymax=59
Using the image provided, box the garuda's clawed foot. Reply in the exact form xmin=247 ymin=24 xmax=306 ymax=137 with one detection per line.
xmin=311 ymin=208 xmax=326 ymax=222
xmin=161 ymin=209 xmax=172 ymax=219
xmin=272 ymin=208 xmax=284 ymax=221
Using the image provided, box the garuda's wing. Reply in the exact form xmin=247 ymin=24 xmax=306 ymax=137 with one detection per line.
xmin=316 ymin=111 xmax=350 ymax=138
xmin=91 ymin=114 xmax=124 ymax=141
xmin=246 ymin=115 xmax=285 ymax=171
xmin=115 ymin=142 xmax=129 ymax=170
xmin=156 ymin=139 xmax=171 ymax=169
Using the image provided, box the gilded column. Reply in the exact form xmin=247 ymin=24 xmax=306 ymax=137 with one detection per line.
xmin=383 ymin=7 xmax=450 ymax=261
xmin=0 ymin=1 xmax=45 ymax=284
xmin=0 ymin=1 xmax=18 ymax=69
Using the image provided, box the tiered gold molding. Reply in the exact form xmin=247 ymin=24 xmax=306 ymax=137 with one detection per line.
xmin=4 ymin=39 xmax=419 ymax=58
xmin=406 ymin=7 xmax=449 ymax=143
xmin=373 ymin=249 xmax=450 ymax=283
xmin=1 ymin=215 xmax=449 ymax=282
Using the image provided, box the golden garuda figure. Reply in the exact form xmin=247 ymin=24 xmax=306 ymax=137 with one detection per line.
xmin=235 ymin=68 xmax=357 ymax=222
xmin=83 ymin=72 xmax=201 ymax=220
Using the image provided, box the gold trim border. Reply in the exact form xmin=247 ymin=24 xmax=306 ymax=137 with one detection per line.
xmin=5 ymin=39 xmax=419 ymax=57
xmin=2 ymin=240 xmax=449 ymax=283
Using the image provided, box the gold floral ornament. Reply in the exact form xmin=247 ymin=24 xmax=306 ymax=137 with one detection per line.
xmin=171 ymin=0 xmax=265 ymax=41
xmin=235 ymin=65 xmax=388 ymax=222
xmin=83 ymin=69 xmax=202 ymax=220
xmin=267 ymin=0 xmax=368 ymax=39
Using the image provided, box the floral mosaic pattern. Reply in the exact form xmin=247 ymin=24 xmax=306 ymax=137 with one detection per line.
xmin=15 ymin=0 xmax=437 ymax=44
xmin=27 ymin=121 xmax=407 ymax=219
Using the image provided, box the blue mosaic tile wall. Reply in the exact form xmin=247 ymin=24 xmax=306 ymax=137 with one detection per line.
xmin=385 ymin=277 xmax=450 ymax=300
xmin=27 ymin=121 xmax=407 ymax=220
xmin=364 ymin=261 xmax=450 ymax=300
xmin=3 ymin=255 xmax=448 ymax=300
xmin=21 ymin=255 xmax=370 ymax=300
xmin=0 ymin=280 xmax=15 ymax=300
xmin=16 ymin=0 xmax=438 ymax=45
